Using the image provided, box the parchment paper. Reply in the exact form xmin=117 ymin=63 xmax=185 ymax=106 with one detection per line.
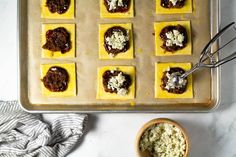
xmin=23 ymin=0 xmax=218 ymax=111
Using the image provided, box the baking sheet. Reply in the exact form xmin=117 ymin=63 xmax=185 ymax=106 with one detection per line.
xmin=18 ymin=0 xmax=220 ymax=112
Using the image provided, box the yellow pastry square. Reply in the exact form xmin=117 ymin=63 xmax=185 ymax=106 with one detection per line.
xmin=99 ymin=23 xmax=134 ymax=60
xmin=100 ymin=0 xmax=134 ymax=18
xmin=155 ymin=63 xmax=193 ymax=99
xmin=154 ymin=21 xmax=192 ymax=56
xmin=97 ymin=66 xmax=135 ymax=100
xmin=41 ymin=0 xmax=75 ymax=19
xmin=41 ymin=24 xmax=75 ymax=58
xmin=40 ymin=63 xmax=76 ymax=97
xmin=156 ymin=0 xmax=193 ymax=14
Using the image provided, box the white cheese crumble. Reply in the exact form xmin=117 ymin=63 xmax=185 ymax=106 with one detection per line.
xmin=140 ymin=123 xmax=186 ymax=157
xmin=105 ymin=30 xmax=129 ymax=51
xmin=117 ymin=88 xmax=128 ymax=96
xmin=107 ymin=72 xmax=128 ymax=96
xmin=165 ymin=70 xmax=187 ymax=90
xmin=107 ymin=0 xmax=124 ymax=11
xmin=169 ymin=0 xmax=183 ymax=6
xmin=51 ymin=67 xmax=58 ymax=71
xmin=165 ymin=30 xmax=185 ymax=47
xmin=170 ymin=0 xmax=178 ymax=6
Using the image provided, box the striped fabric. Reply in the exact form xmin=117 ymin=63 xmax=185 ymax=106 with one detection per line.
xmin=0 ymin=101 xmax=88 ymax=157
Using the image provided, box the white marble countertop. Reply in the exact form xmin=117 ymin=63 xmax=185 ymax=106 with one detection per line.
xmin=0 ymin=0 xmax=236 ymax=156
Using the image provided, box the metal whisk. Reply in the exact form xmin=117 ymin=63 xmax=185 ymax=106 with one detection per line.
xmin=177 ymin=22 xmax=236 ymax=82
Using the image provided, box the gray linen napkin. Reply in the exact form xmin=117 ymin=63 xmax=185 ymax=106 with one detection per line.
xmin=0 ymin=101 xmax=88 ymax=157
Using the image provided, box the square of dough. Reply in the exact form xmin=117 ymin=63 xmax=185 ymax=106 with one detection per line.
xmin=156 ymin=0 xmax=193 ymax=14
xmin=99 ymin=23 xmax=134 ymax=60
xmin=154 ymin=21 xmax=192 ymax=56
xmin=41 ymin=24 xmax=75 ymax=58
xmin=100 ymin=0 xmax=134 ymax=18
xmin=41 ymin=0 xmax=75 ymax=19
xmin=40 ymin=63 xmax=76 ymax=97
xmin=97 ymin=66 xmax=136 ymax=100
xmin=155 ymin=63 xmax=193 ymax=99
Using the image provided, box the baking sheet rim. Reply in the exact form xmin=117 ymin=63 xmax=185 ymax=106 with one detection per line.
xmin=17 ymin=0 xmax=221 ymax=113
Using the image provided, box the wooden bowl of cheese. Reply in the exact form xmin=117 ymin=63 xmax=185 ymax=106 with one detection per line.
xmin=136 ymin=118 xmax=189 ymax=157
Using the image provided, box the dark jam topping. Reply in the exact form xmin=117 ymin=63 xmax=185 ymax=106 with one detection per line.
xmin=161 ymin=67 xmax=188 ymax=94
xmin=160 ymin=25 xmax=188 ymax=52
xmin=43 ymin=27 xmax=71 ymax=54
xmin=104 ymin=0 xmax=131 ymax=13
xmin=161 ymin=0 xmax=186 ymax=8
xmin=104 ymin=26 xmax=130 ymax=56
xmin=102 ymin=70 xmax=131 ymax=94
xmin=42 ymin=66 xmax=69 ymax=92
xmin=46 ymin=0 xmax=70 ymax=14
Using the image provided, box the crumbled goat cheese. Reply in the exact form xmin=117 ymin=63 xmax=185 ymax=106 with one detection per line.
xmin=117 ymin=88 xmax=128 ymax=96
xmin=51 ymin=67 xmax=57 ymax=71
xmin=107 ymin=72 xmax=128 ymax=96
xmin=107 ymin=0 xmax=124 ymax=11
xmin=165 ymin=30 xmax=185 ymax=47
xmin=170 ymin=0 xmax=179 ymax=6
xmin=105 ymin=30 xmax=129 ymax=51
xmin=140 ymin=123 xmax=186 ymax=157
xmin=118 ymin=0 xmax=124 ymax=7
xmin=165 ymin=71 xmax=187 ymax=90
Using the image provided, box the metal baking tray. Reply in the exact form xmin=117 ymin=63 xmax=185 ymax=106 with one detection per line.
xmin=18 ymin=0 xmax=220 ymax=113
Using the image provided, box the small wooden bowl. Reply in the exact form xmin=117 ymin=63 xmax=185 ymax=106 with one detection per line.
xmin=136 ymin=118 xmax=190 ymax=157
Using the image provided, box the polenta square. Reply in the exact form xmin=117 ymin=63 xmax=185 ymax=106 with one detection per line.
xmin=99 ymin=23 xmax=134 ymax=60
xmin=97 ymin=66 xmax=135 ymax=100
xmin=41 ymin=24 xmax=75 ymax=58
xmin=100 ymin=0 xmax=134 ymax=18
xmin=40 ymin=63 xmax=76 ymax=97
xmin=156 ymin=0 xmax=193 ymax=14
xmin=41 ymin=0 xmax=75 ymax=19
xmin=155 ymin=63 xmax=193 ymax=99
xmin=154 ymin=21 xmax=192 ymax=56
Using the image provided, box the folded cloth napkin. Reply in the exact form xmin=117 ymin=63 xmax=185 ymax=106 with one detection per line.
xmin=0 ymin=101 xmax=88 ymax=157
